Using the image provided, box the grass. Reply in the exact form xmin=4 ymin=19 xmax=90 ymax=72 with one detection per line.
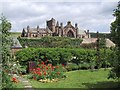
xmin=12 ymin=82 xmax=24 ymax=88
xmin=10 ymin=32 xmax=21 ymax=38
xmin=29 ymin=68 xmax=119 ymax=88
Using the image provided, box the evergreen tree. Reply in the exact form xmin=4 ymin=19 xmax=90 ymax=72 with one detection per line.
xmin=0 ymin=14 xmax=13 ymax=88
xmin=109 ymin=1 xmax=120 ymax=81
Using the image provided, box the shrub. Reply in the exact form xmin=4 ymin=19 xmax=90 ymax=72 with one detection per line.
xmin=79 ymin=63 xmax=90 ymax=70
xmin=66 ymin=63 xmax=79 ymax=71
xmin=15 ymin=48 xmax=114 ymax=71
xmin=18 ymin=36 xmax=83 ymax=48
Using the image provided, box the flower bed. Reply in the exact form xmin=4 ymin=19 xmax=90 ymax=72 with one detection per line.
xmin=27 ymin=60 xmax=66 ymax=82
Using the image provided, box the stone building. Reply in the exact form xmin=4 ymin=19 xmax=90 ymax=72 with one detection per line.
xmin=21 ymin=18 xmax=90 ymax=38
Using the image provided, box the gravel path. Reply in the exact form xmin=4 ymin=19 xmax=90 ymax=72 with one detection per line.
xmin=13 ymin=74 xmax=34 ymax=90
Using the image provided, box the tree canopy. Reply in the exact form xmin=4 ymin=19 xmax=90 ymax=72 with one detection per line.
xmin=109 ymin=1 xmax=120 ymax=81
xmin=0 ymin=14 xmax=13 ymax=89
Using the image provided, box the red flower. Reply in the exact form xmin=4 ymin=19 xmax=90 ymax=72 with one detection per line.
xmin=48 ymin=64 xmax=52 ymax=66
xmin=41 ymin=61 xmax=44 ymax=65
xmin=12 ymin=77 xmax=17 ymax=81
xmin=42 ymin=65 xmax=45 ymax=69
xmin=37 ymin=68 xmax=40 ymax=71
xmin=62 ymin=64 xmax=65 ymax=67
xmin=44 ymin=72 xmax=46 ymax=75
xmin=56 ymin=66 xmax=59 ymax=68
xmin=37 ymin=72 xmax=41 ymax=76
xmin=46 ymin=67 xmax=48 ymax=70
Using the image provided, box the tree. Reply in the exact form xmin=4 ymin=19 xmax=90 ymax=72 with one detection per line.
xmin=110 ymin=1 xmax=120 ymax=48
xmin=109 ymin=1 xmax=120 ymax=81
xmin=99 ymin=34 xmax=106 ymax=49
xmin=0 ymin=14 xmax=13 ymax=88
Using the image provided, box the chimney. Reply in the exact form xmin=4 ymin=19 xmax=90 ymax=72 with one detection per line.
xmin=60 ymin=22 xmax=63 ymax=27
xmin=27 ymin=25 xmax=30 ymax=30
xmin=56 ymin=21 xmax=59 ymax=26
xmin=75 ymin=23 xmax=77 ymax=27
xmin=87 ymin=30 xmax=90 ymax=38
xmin=37 ymin=25 xmax=39 ymax=30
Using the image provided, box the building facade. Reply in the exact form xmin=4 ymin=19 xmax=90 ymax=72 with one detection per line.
xmin=21 ymin=18 xmax=90 ymax=38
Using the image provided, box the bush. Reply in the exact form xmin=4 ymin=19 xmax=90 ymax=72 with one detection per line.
xmin=66 ymin=63 xmax=79 ymax=71
xmin=79 ymin=63 xmax=90 ymax=70
xmin=18 ymin=36 xmax=83 ymax=48
xmin=15 ymin=48 xmax=114 ymax=71
xmin=28 ymin=61 xmax=66 ymax=81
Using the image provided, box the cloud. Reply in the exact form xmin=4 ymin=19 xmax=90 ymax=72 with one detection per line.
xmin=1 ymin=0 xmax=119 ymax=33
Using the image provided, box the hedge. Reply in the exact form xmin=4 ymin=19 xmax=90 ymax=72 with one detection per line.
xmin=17 ymin=36 xmax=83 ymax=48
xmin=15 ymin=48 xmax=114 ymax=70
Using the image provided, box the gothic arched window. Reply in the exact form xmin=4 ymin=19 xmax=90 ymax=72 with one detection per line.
xmin=67 ymin=30 xmax=75 ymax=38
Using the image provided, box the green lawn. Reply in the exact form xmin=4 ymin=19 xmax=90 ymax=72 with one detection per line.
xmin=12 ymin=82 xmax=24 ymax=88
xmin=29 ymin=69 xmax=119 ymax=88
xmin=10 ymin=32 xmax=21 ymax=38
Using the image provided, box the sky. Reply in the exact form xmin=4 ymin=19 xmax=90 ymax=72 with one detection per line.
xmin=1 ymin=0 xmax=119 ymax=33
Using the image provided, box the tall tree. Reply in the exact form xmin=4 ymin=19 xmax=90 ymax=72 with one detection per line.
xmin=110 ymin=1 xmax=120 ymax=48
xmin=0 ymin=14 xmax=13 ymax=88
xmin=109 ymin=1 xmax=120 ymax=81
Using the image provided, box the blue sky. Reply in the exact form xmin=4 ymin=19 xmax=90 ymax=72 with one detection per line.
xmin=1 ymin=0 xmax=119 ymax=33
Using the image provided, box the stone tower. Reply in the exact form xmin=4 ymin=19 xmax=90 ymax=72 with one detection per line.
xmin=27 ymin=25 xmax=30 ymax=37
xmin=75 ymin=23 xmax=78 ymax=38
xmin=46 ymin=18 xmax=56 ymax=33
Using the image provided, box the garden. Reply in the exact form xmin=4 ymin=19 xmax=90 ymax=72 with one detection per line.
xmin=1 ymin=1 xmax=120 ymax=89
xmin=7 ymin=47 xmax=118 ymax=88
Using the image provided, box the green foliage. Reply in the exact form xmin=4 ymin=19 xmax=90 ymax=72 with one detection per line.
xmin=109 ymin=1 xmax=120 ymax=80
xmin=66 ymin=63 xmax=79 ymax=71
xmin=18 ymin=36 xmax=83 ymax=48
xmin=99 ymin=37 xmax=106 ymax=49
xmin=90 ymin=32 xmax=111 ymax=39
xmin=79 ymin=63 xmax=90 ymax=70
xmin=0 ymin=15 xmax=14 ymax=88
xmin=110 ymin=1 xmax=120 ymax=46
xmin=16 ymin=48 xmax=114 ymax=71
